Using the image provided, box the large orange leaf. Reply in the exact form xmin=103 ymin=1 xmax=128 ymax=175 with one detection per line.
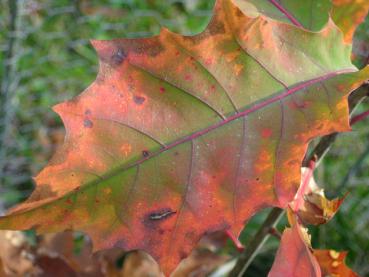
xmin=0 ymin=0 xmax=369 ymax=274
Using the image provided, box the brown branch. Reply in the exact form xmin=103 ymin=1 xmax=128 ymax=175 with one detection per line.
xmin=228 ymin=208 xmax=284 ymax=277
xmin=229 ymin=83 xmax=369 ymax=277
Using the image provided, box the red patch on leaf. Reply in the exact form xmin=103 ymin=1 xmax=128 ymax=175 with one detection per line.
xmin=261 ymin=128 xmax=273 ymax=139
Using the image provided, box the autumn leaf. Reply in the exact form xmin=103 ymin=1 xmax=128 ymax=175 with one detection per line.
xmin=352 ymin=12 xmax=369 ymax=68
xmin=268 ymin=223 xmax=321 ymax=277
xmin=234 ymin=0 xmax=369 ymax=45
xmin=233 ymin=0 xmax=332 ymax=31
xmin=332 ymin=0 xmax=369 ymax=43
xmin=313 ymin=249 xmax=359 ymax=277
xmin=0 ymin=0 xmax=369 ymax=275
xmin=269 ymin=222 xmax=359 ymax=277
xmin=290 ymin=166 xmax=345 ymax=225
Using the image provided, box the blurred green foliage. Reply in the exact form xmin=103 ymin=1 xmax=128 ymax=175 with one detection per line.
xmin=0 ymin=1 xmax=368 ymax=276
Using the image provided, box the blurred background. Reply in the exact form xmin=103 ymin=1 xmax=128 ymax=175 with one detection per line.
xmin=0 ymin=0 xmax=368 ymax=276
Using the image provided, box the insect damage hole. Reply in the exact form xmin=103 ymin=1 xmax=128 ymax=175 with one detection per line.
xmin=149 ymin=209 xmax=176 ymax=221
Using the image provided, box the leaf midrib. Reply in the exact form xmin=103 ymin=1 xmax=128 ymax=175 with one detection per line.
xmin=268 ymin=0 xmax=304 ymax=28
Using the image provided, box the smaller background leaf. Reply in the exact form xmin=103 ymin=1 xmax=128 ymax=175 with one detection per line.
xmin=352 ymin=12 xmax=369 ymax=68
xmin=313 ymin=249 xmax=359 ymax=277
xmin=268 ymin=224 xmax=321 ymax=277
xmin=233 ymin=0 xmax=331 ymax=31
xmin=332 ymin=0 xmax=369 ymax=43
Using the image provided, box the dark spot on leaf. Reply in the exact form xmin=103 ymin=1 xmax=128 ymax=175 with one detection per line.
xmin=84 ymin=119 xmax=93 ymax=128
xmin=185 ymin=231 xmax=197 ymax=241
xmin=142 ymin=150 xmax=150 ymax=157
xmin=174 ymin=151 xmax=179 ymax=156
xmin=113 ymin=239 xmax=126 ymax=249
xmin=256 ymin=178 xmax=260 ymax=181
xmin=133 ymin=95 xmax=146 ymax=105
xmin=158 ymin=229 xmax=165 ymax=235
xmin=111 ymin=48 xmax=127 ymax=65
xmin=84 ymin=109 xmax=91 ymax=115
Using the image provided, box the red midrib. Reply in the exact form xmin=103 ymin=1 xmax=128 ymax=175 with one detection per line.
xmin=133 ymin=68 xmax=355 ymax=168
xmin=269 ymin=0 xmax=304 ymax=28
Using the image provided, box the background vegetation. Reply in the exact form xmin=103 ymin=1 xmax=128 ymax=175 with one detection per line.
xmin=1 ymin=0 xmax=368 ymax=275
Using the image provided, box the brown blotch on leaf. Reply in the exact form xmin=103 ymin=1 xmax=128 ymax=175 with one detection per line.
xmin=209 ymin=18 xmax=226 ymax=36
xmin=111 ymin=48 xmax=127 ymax=65
xmin=83 ymin=118 xmax=93 ymax=128
xmin=84 ymin=109 xmax=92 ymax=115
xmin=133 ymin=95 xmax=146 ymax=105
xmin=127 ymin=40 xmax=164 ymax=57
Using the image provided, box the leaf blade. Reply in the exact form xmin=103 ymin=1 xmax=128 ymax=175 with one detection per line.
xmin=1 ymin=0 xmax=369 ymax=274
